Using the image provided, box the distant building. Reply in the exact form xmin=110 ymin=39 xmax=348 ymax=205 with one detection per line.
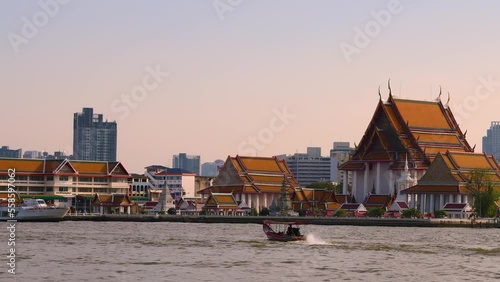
xmin=483 ymin=121 xmax=500 ymax=162
xmin=330 ymin=142 xmax=355 ymax=184
xmin=276 ymin=147 xmax=331 ymax=186
xmin=73 ymin=107 xmax=117 ymax=162
xmin=23 ymin=150 xmax=71 ymax=160
xmin=23 ymin=150 xmax=42 ymax=159
xmin=45 ymin=151 xmax=71 ymax=160
xmin=130 ymin=174 xmax=151 ymax=198
xmin=201 ymin=159 xmax=224 ymax=177
xmin=172 ymin=153 xmax=200 ymax=175
xmin=145 ymin=167 xmax=196 ymax=202
xmin=0 ymin=146 xmax=22 ymax=158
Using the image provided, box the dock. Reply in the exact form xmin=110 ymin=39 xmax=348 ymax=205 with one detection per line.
xmin=62 ymin=214 xmax=500 ymax=228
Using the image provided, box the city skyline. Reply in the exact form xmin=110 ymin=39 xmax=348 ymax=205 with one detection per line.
xmin=2 ymin=1 xmax=500 ymax=173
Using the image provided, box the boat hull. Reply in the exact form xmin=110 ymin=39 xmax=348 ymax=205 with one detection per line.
xmin=263 ymin=221 xmax=305 ymax=242
xmin=265 ymin=232 xmax=305 ymax=242
xmin=0 ymin=207 xmax=69 ymax=222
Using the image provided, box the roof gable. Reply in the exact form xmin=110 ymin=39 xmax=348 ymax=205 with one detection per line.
xmin=109 ymin=162 xmax=130 ymax=176
xmin=53 ymin=159 xmax=77 ymax=174
xmin=417 ymin=153 xmax=458 ymax=185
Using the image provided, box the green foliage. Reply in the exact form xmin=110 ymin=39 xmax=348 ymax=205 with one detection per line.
xmin=367 ymin=207 xmax=386 ymax=218
xmin=434 ymin=210 xmax=447 ymax=218
xmin=307 ymin=182 xmax=335 ymax=190
xmin=248 ymin=208 xmax=258 ymax=216
xmin=334 ymin=209 xmax=346 ymax=217
xmin=402 ymin=208 xmax=421 ymax=218
xmin=199 ymin=210 xmax=207 ymax=216
xmin=167 ymin=208 xmax=177 ymax=215
xmin=334 ymin=182 xmax=352 ymax=195
xmin=259 ymin=207 xmax=270 ymax=216
xmin=464 ymin=169 xmax=500 ymax=218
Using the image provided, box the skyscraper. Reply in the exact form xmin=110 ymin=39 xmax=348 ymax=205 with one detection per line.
xmin=201 ymin=159 xmax=225 ymax=177
xmin=0 ymin=146 xmax=22 ymax=158
xmin=73 ymin=108 xmax=117 ymax=162
xmin=172 ymin=153 xmax=200 ymax=175
xmin=276 ymin=147 xmax=331 ymax=186
xmin=483 ymin=121 xmax=500 ymax=162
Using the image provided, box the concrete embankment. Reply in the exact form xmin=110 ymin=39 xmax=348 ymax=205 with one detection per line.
xmin=62 ymin=214 xmax=499 ymax=228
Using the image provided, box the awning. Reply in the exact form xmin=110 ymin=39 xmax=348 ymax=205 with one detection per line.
xmin=21 ymin=195 xmax=68 ymax=201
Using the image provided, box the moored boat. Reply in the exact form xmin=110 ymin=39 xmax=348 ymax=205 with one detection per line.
xmin=0 ymin=192 xmax=69 ymax=222
xmin=263 ymin=221 xmax=305 ymax=241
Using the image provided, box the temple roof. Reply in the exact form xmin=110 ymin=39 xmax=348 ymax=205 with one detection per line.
xmin=340 ymin=92 xmax=473 ymax=170
xmin=203 ymin=193 xmax=239 ymax=209
xmin=402 ymin=151 xmax=500 ymax=194
xmin=0 ymin=158 xmax=130 ymax=177
xmin=204 ymin=155 xmax=303 ymax=195
xmin=363 ymin=194 xmax=393 ymax=209
xmin=92 ymin=193 xmax=134 ymax=206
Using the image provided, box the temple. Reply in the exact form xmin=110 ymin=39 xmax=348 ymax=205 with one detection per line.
xmin=340 ymin=85 xmax=474 ymax=210
xmin=401 ymin=151 xmax=500 ymax=215
xmin=198 ymin=156 xmax=307 ymax=212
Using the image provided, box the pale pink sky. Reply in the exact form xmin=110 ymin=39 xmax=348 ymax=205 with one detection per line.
xmin=1 ymin=1 xmax=500 ymax=172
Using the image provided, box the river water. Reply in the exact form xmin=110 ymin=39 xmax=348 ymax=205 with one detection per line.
xmin=1 ymin=221 xmax=499 ymax=281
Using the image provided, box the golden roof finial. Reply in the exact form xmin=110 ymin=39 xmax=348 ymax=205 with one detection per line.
xmin=388 ymin=78 xmax=392 ymax=96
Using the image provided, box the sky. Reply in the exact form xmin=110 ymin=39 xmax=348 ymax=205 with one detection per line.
xmin=2 ymin=0 xmax=500 ymax=173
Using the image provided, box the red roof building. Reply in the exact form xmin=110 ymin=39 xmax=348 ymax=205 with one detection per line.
xmin=339 ymin=88 xmax=473 ymax=209
xmin=198 ymin=156 xmax=309 ymax=212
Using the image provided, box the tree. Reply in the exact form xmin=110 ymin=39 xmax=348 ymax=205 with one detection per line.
xmin=333 ymin=181 xmax=352 ymax=195
xmin=259 ymin=207 xmax=270 ymax=216
xmin=307 ymin=182 xmax=335 ymax=190
xmin=368 ymin=207 xmax=386 ymax=218
xmin=464 ymin=169 xmax=500 ymax=218
xmin=167 ymin=208 xmax=176 ymax=215
xmin=248 ymin=208 xmax=258 ymax=216
xmin=334 ymin=209 xmax=346 ymax=217
xmin=434 ymin=210 xmax=447 ymax=218
xmin=402 ymin=208 xmax=421 ymax=218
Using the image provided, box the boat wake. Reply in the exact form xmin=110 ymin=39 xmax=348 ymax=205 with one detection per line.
xmin=305 ymin=234 xmax=329 ymax=245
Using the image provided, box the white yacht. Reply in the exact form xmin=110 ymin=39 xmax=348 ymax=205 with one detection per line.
xmin=0 ymin=193 xmax=69 ymax=222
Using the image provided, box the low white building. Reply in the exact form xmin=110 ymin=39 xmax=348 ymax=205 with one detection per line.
xmin=152 ymin=168 xmax=196 ymax=202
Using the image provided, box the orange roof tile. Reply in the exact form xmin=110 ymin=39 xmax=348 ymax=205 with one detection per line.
xmin=393 ymin=99 xmax=451 ymax=129
xmin=231 ymin=158 xmax=243 ymax=172
xmin=449 ymin=152 xmax=495 ymax=169
xmin=243 ymin=185 xmax=259 ymax=193
xmin=277 ymin=161 xmax=289 ymax=173
xmin=254 ymin=184 xmax=289 ymax=193
xmin=71 ymin=162 xmax=108 ymax=175
xmin=0 ymin=159 xmax=44 ymax=173
xmin=237 ymin=157 xmax=282 ymax=172
xmin=249 ymin=174 xmax=285 ymax=183
xmin=414 ymin=133 xmax=461 ymax=144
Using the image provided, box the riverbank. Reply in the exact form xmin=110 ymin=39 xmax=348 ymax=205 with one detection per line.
xmin=62 ymin=214 xmax=500 ymax=228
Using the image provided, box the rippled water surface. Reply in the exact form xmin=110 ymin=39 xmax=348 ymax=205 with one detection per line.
xmin=1 ymin=222 xmax=499 ymax=281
